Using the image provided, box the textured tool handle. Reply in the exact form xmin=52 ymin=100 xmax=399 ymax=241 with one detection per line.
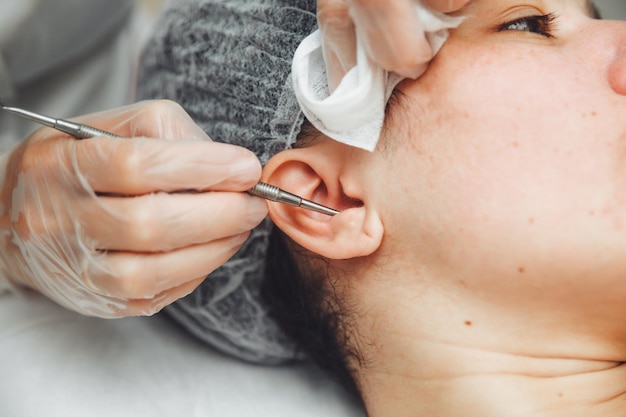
xmin=247 ymin=182 xmax=281 ymax=201
xmin=75 ymin=124 xmax=121 ymax=139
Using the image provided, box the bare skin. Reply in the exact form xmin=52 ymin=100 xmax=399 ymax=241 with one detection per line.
xmin=264 ymin=0 xmax=626 ymax=415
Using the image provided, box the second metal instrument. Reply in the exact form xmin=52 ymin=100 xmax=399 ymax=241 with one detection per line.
xmin=0 ymin=103 xmax=340 ymax=216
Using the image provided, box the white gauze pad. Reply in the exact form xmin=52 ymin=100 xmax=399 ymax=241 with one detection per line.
xmin=292 ymin=2 xmax=462 ymax=152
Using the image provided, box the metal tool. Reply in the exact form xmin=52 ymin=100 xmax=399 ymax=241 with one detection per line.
xmin=0 ymin=103 xmax=340 ymax=216
xmin=247 ymin=182 xmax=339 ymax=216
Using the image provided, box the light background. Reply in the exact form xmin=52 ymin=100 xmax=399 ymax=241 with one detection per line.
xmin=595 ymin=0 xmax=626 ymax=19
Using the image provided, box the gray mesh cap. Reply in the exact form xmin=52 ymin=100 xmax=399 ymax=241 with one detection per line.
xmin=137 ymin=0 xmax=317 ymax=363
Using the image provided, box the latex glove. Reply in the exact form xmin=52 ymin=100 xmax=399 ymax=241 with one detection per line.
xmin=318 ymin=0 xmax=470 ymax=90
xmin=0 ymin=100 xmax=267 ymax=318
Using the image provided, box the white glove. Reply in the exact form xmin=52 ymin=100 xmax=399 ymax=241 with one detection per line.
xmin=0 ymin=100 xmax=267 ymax=317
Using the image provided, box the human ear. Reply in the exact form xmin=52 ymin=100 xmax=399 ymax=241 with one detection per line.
xmin=262 ymin=143 xmax=383 ymax=260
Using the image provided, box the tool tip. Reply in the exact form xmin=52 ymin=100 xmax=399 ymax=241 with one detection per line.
xmin=300 ymin=199 xmax=340 ymax=216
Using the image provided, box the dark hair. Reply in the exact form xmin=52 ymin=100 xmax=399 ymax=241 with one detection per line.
xmin=261 ymin=225 xmax=364 ymax=403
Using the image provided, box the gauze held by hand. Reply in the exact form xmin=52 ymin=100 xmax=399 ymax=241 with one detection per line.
xmin=292 ymin=1 xmax=463 ymax=152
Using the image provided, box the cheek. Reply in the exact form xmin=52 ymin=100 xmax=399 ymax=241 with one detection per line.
xmin=391 ymin=41 xmax=626 ymax=283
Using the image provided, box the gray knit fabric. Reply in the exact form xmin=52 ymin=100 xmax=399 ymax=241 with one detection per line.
xmin=137 ymin=0 xmax=317 ymax=363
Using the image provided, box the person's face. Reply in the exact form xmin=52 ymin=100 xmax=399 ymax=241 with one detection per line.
xmin=368 ymin=0 xmax=626 ymax=339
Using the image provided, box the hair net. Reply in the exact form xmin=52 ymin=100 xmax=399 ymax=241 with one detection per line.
xmin=137 ymin=0 xmax=317 ymax=363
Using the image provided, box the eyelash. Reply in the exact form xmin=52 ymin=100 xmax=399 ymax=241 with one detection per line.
xmin=496 ymin=13 xmax=558 ymax=38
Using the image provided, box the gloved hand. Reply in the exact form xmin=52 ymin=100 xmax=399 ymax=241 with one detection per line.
xmin=317 ymin=0 xmax=470 ymax=89
xmin=0 ymin=100 xmax=268 ymax=318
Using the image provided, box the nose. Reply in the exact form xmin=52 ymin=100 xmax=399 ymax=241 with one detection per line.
xmin=607 ymin=23 xmax=626 ymax=96
xmin=609 ymin=50 xmax=626 ymax=96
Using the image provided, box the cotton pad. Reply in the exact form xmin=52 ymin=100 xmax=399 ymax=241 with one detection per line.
xmin=292 ymin=2 xmax=462 ymax=152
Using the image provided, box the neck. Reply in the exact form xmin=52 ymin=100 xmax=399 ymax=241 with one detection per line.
xmin=356 ymin=340 xmax=626 ymax=417
xmin=344 ymin=267 xmax=626 ymax=417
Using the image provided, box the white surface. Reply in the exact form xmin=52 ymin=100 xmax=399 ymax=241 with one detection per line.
xmin=0 ymin=291 xmax=364 ymax=417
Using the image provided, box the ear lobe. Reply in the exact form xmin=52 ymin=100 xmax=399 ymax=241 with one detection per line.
xmin=262 ymin=147 xmax=383 ymax=260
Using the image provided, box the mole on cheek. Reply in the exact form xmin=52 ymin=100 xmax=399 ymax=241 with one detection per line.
xmin=581 ymin=111 xmax=598 ymax=118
